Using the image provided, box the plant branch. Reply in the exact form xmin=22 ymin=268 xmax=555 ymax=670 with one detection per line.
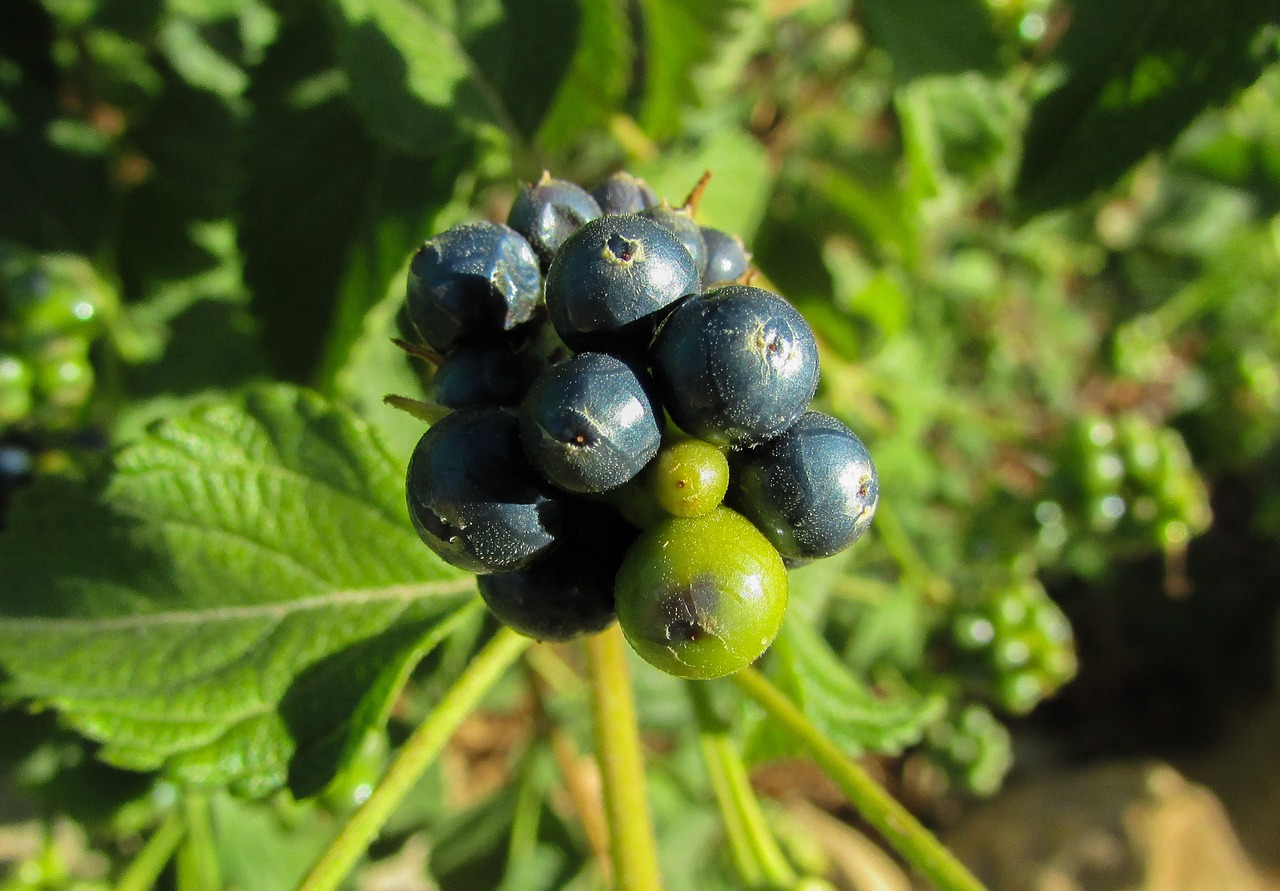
xmin=585 ymin=625 xmax=664 ymax=891
xmin=297 ymin=627 xmax=532 ymax=891
xmin=688 ymin=681 xmax=797 ymax=890
xmin=730 ymin=667 xmax=987 ymax=891
xmin=116 ymin=809 xmax=185 ymax=891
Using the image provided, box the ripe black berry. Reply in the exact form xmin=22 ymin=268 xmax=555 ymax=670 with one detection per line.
xmin=544 ymin=214 xmax=699 ymax=350
xmin=477 ymin=507 xmax=636 ymax=641
xmin=700 ymin=227 xmax=749 ymax=287
xmin=591 ymin=171 xmax=658 ymax=215
xmin=507 ymin=173 xmax=603 ymax=267
xmin=519 ymin=352 xmax=662 ymax=493
xmin=651 ymin=285 xmax=819 ymax=448
xmin=405 ymin=407 xmax=566 ymax=573
xmin=728 ymin=411 xmax=878 ymax=561
xmin=405 ymin=222 xmax=541 ymax=354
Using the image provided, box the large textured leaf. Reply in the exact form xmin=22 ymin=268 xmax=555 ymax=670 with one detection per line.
xmin=1015 ymin=0 xmax=1279 ymax=217
xmin=0 ymin=386 xmax=475 ymax=798
xmin=857 ymin=0 xmax=1002 ymax=82
xmin=746 ymin=619 xmax=943 ymax=762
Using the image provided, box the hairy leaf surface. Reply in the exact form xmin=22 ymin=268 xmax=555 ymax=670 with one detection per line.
xmin=0 ymin=386 xmax=475 ymax=798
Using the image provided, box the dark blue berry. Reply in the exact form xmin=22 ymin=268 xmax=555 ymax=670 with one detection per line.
xmin=591 ymin=172 xmax=658 ymax=215
xmin=477 ymin=506 xmax=636 ymax=641
xmin=406 ymin=407 xmax=566 ymax=573
xmin=728 ymin=411 xmax=878 ymax=561
xmin=507 ymin=174 xmax=602 ymax=267
xmin=544 ymin=214 xmax=699 ymax=351
xmin=700 ymin=227 xmax=749 ymax=287
xmin=405 ymin=222 xmax=541 ymax=354
xmin=642 ymin=204 xmax=707 ymax=277
xmin=651 ymin=285 xmax=819 ymax=448
xmin=427 ymin=344 xmax=528 ymax=410
xmin=520 ymin=352 xmax=663 ymax=493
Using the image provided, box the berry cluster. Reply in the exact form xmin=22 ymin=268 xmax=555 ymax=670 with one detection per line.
xmin=0 ymin=245 xmax=113 ymax=430
xmin=400 ymin=172 xmax=879 ymax=679
xmin=1040 ymin=413 xmax=1211 ymax=570
xmin=947 ymin=576 xmax=1077 ymax=714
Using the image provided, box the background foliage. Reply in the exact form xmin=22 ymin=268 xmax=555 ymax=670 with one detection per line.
xmin=1 ymin=0 xmax=1279 ymax=888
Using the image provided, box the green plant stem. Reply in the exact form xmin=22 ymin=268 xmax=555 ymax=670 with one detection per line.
xmin=297 ymin=627 xmax=532 ymax=891
xmin=175 ymin=791 xmax=220 ymax=891
xmin=585 ymin=625 xmax=663 ymax=891
xmin=687 ymin=682 xmax=797 ymax=890
xmin=730 ymin=667 xmax=987 ymax=891
xmin=116 ymin=809 xmax=185 ymax=891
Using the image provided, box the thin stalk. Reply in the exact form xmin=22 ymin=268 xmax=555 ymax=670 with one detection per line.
xmin=116 ymin=809 xmax=185 ymax=891
xmin=175 ymin=791 xmax=220 ymax=891
xmin=730 ymin=667 xmax=987 ymax=891
xmin=297 ymin=627 xmax=532 ymax=891
xmin=688 ymin=682 xmax=797 ymax=890
xmin=585 ymin=625 xmax=663 ymax=891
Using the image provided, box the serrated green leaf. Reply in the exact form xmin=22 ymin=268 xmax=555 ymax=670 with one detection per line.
xmin=635 ymin=0 xmax=764 ymax=141
xmin=746 ymin=620 xmax=942 ymax=762
xmin=1015 ymin=0 xmax=1279 ymax=217
xmin=0 ymin=385 xmax=475 ymax=798
xmin=857 ymin=0 xmax=1002 ymax=83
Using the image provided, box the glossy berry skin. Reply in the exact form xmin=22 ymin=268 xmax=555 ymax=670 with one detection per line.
xmin=591 ymin=171 xmax=657 ymax=215
xmin=646 ymin=438 xmax=729 ymax=518
xmin=405 ymin=222 xmax=541 ymax=354
xmin=651 ymin=285 xmax=819 ymax=448
xmin=642 ymin=204 xmax=707 ymax=277
xmin=728 ymin=411 xmax=878 ymax=561
xmin=507 ymin=174 xmax=602 ymax=266
xmin=700 ymin=227 xmax=749 ymax=287
xmin=427 ymin=343 xmax=527 ymax=410
xmin=615 ymin=507 xmax=788 ymax=680
xmin=545 ymin=214 xmax=699 ymax=350
xmin=520 ymin=352 xmax=662 ymax=493
xmin=406 ymin=407 xmax=566 ymax=573
xmin=478 ymin=507 xmax=636 ymax=641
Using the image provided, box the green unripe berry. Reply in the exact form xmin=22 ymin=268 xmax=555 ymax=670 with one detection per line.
xmin=33 ymin=337 xmax=94 ymax=411
xmin=647 ymin=439 xmax=729 ymax=517
xmin=614 ymin=507 xmax=788 ymax=680
xmin=0 ymin=354 xmax=35 ymax=424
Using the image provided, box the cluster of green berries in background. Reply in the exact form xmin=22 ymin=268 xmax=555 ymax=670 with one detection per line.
xmin=1039 ymin=412 xmax=1212 ymax=572
xmin=920 ymin=703 xmax=1013 ymax=797
xmin=399 ymin=171 xmax=879 ymax=680
xmin=0 ymin=244 xmax=115 ymax=430
xmin=946 ymin=575 xmax=1078 ymax=715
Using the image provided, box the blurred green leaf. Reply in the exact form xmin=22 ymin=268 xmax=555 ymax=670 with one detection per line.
xmin=1015 ymin=0 xmax=1279 ymax=217
xmin=857 ymin=0 xmax=1002 ymax=82
xmin=636 ymin=0 xmax=764 ymax=141
xmin=0 ymin=386 xmax=475 ymax=798
xmin=536 ymin=0 xmax=632 ymax=151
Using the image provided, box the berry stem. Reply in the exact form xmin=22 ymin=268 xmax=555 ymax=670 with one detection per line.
xmin=687 ymin=681 xmax=797 ymax=889
xmin=297 ymin=626 xmax=532 ymax=891
xmin=585 ymin=624 xmax=664 ymax=891
xmin=175 ymin=790 xmax=221 ymax=891
xmin=730 ymin=667 xmax=988 ymax=891
xmin=116 ymin=808 xmax=185 ymax=891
